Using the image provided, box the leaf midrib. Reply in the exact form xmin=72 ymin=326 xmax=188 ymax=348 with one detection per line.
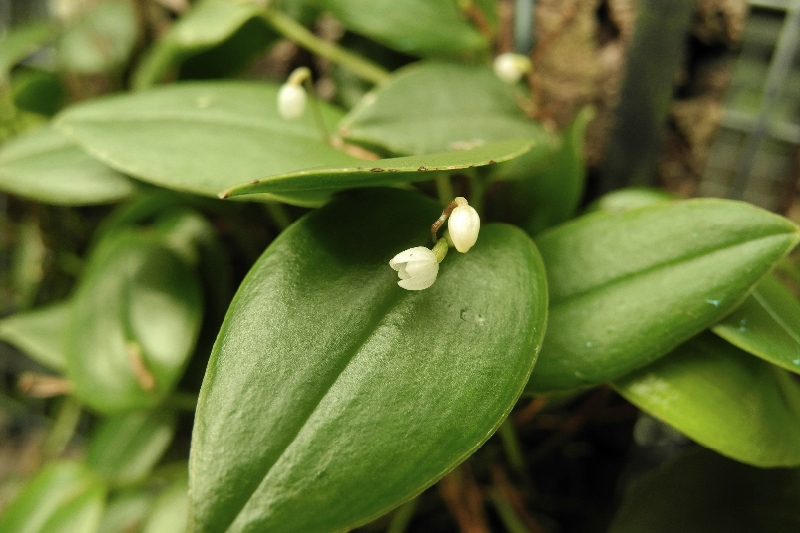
xmin=550 ymin=230 xmax=798 ymax=310
xmin=221 ymin=284 xmax=406 ymax=533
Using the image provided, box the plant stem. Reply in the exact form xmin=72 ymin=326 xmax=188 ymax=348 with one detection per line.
xmin=434 ymin=174 xmax=455 ymax=207
xmin=498 ymin=418 xmax=526 ymax=474
xmin=43 ymin=396 xmax=82 ymax=459
xmin=166 ymin=391 xmax=200 ymax=411
xmin=487 ymin=487 xmax=530 ymax=533
xmin=303 ymin=76 xmax=331 ymax=144
xmin=260 ymin=9 xmax=390 ymax=85
xmin=386 ymin=497 xmax=418 ymax=533
xmin=263 ymin=201 xmax=292 ymax=231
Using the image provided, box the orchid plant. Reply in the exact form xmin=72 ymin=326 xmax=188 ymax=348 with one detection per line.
xmin=0 ymin=1 xmax=799 ymax=532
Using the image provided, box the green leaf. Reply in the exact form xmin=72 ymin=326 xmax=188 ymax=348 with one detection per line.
xmin=133 ymin=0 xmax=273 ymax=89
xmin=190 ymin=188 xmax=547 ymax=533
xmin=608 ymin=448 xmax=800 ymax=533
xmin=0 ymin=302 xmax=68 ymax=371
xmin=87 ymin=410 xmax=177 ymax=486
xmin=613 ymin=332 xmax=800 ymax=467
xmin=222 ymin=139 xmax=534 ymax=198
xmin=65 ymin=230 xmax=203 ymax=413
xmin=141 ymin=471 xmax=189 ymax=533
xmin=526 ymin=199 xmax=800 ymax=393
xmin=584 ymin=186 xmax=678 ymax=214
xmin=338 ymin=62 xmax=557 ymax=156
xmin=712 ymin=274 xmax=800 ymax=375
xmin=12 ymin=68 xmax=66 ymax=116
xmin=98 ymin=489 xmax=155 ymax=533
xmin=314 ymin=0 xmax=487 ymax=57
xmin=0 ymin=21 xmax=56 ymax=82
xmin=56 ymin=0 xmax=137 ymax=74
xmin=487 ymin=107 xmax=593 ymax=236
xmin=56 ymin=81 xmax=356 ymax=206
xmin=0 ymin=461 xmax=106 ymax=533
xmin=0 ymin=126 xmax=135 ymax=205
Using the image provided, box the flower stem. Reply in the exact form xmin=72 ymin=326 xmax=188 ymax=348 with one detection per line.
xmin=386 ymin=497 xmax=418 ymax=533
xmin=302 ymin=76 xmax=331 ymax=144
xmin=432 ymin=239 xmax=449 ymax=263
xmin=434 ymin=174 xmax=455 ymax=207
xmin=43 ymin=396 xmax=82 ymax=459
xmin=260 ymin=9 xmax=390 ymax=85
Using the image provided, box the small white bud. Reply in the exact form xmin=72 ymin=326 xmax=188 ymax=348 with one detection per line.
xmin=448 ymin=203 xmax=480 ymax=253
xmin=493 ymin=53 xmax=532 ymax=84
xmin=389 ymin=246 xmax=439 ymax=290
xmin=277 ymin=83 xmax=307 ymax=120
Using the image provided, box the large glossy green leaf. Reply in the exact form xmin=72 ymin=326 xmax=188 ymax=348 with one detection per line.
xmin=613 ymin=333 xmax=800 ymax=467
xmin=315 ymin=0 xmax=487 ymax=57
xmin=189 ymin=188 xmax=547 ymax=533
xmin=713 ymin=274 xmax=800 ymax=374
xmin=608 ymin=448 xmax=800 ymax=533
xmin=526 ymin=199 xmax=800 ymax=393
xmin=0 ymin=302 xmax=68 ymax=371
xmin=87 ymin=410 xmax=177 ymax=486
xmin=338 ymin=62 xmax=556 ymax=156
xmin=65 ymin=230 xmax=203 ymax=413
xmin=0 ymin=461 xmax=107 ymax=533
xmin=0 ymin=126 xmax=135 ymax=205
xmin=133 ymin=0 xmax=273 ymax=89
xmin=222 ymin=139 xmax=534 ymax=198
xmin=0 ymin=21 xmax=56 ymax=82
xmin=56 ymin=0 xmax=137 ymax=74
xmin=55 ymin=81 xmax=356 ymax=206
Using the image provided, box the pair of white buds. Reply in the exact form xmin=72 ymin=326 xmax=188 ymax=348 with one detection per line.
xmin=277 ymin=67 xmax=310 ymax=120
xmin=389 ymin=197 xmax=480 ymax=291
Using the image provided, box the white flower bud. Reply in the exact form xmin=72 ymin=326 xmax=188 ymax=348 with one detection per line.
xmin=448 ymin=204 xmax=480 ymax=253
xmin=277 ymin=83 xmax=307 ymax=120
xmin=493 ymin=53 xmax=532 ymax=84
xmin=389 ymin=246 xmax=439 ymax=290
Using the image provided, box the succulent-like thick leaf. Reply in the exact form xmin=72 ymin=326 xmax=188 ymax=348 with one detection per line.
xmin=713 ymin=274 xmax=800 ymax=375
xmin=0 ymin=21 xmax=56 ymax=82
xmin=133 ymin=0 xmax=272 ymax=89
xmin=314 ymin=0 xmax=486 ymax=57
xmin=56 ymin=81 xmax=356 ymax=206
xmin=0 ymin=127 xmax=135 ymax=205
xmin=608 ymin=448 xmax=800 ymax=533
xmin=0 ymin=302 xmax=68 ymax=371
xmin=526 ymin=199 xmax=800 ymax=392
xmin=56 ymin=0 xmax=137 ymax=74
xmin=222 ymin=139 xmax=534 ymax=198
xmin=0 ymin=461 xmax=106 ymax=533
xmin=87 ymin=410 xmax=177 ymax=486
xmin=65 ymin=230 xmax=203 ymax=413
xmin=338 ymin=62 xmax=556 ymax=156
xmin=189 ymin=188 xmax=547 ymax=533
xmin=613 ymin=333 xmax=800 ymax=467
xmin=141 ymin=472 xmax=189 ymax=533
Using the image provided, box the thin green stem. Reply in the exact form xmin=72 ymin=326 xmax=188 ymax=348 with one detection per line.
xmin=43 ymin=396 xmax=82 ymax=459
xmin=260 ymin=9 xmax=390 ymax=85
xmin=303 ymin=77 xmax=331 ymax=144
xmin=487 ymin=487 xmax=530 ymax=533
xmin=469 ymin=173 xmax=486 ymax=216
xmin=434 ymin=174 xmax=455 ymax=207
xmin=498 ymin=418 xmax=526 ymax=474
xmin=263 ymin=201 xmax=293 ymax=231
xmin=386 ymin=497 xmax=418 ymax=533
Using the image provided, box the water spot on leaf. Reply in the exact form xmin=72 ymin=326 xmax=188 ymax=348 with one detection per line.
xmin=706 ymin=299 xmax=721 ymax=307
